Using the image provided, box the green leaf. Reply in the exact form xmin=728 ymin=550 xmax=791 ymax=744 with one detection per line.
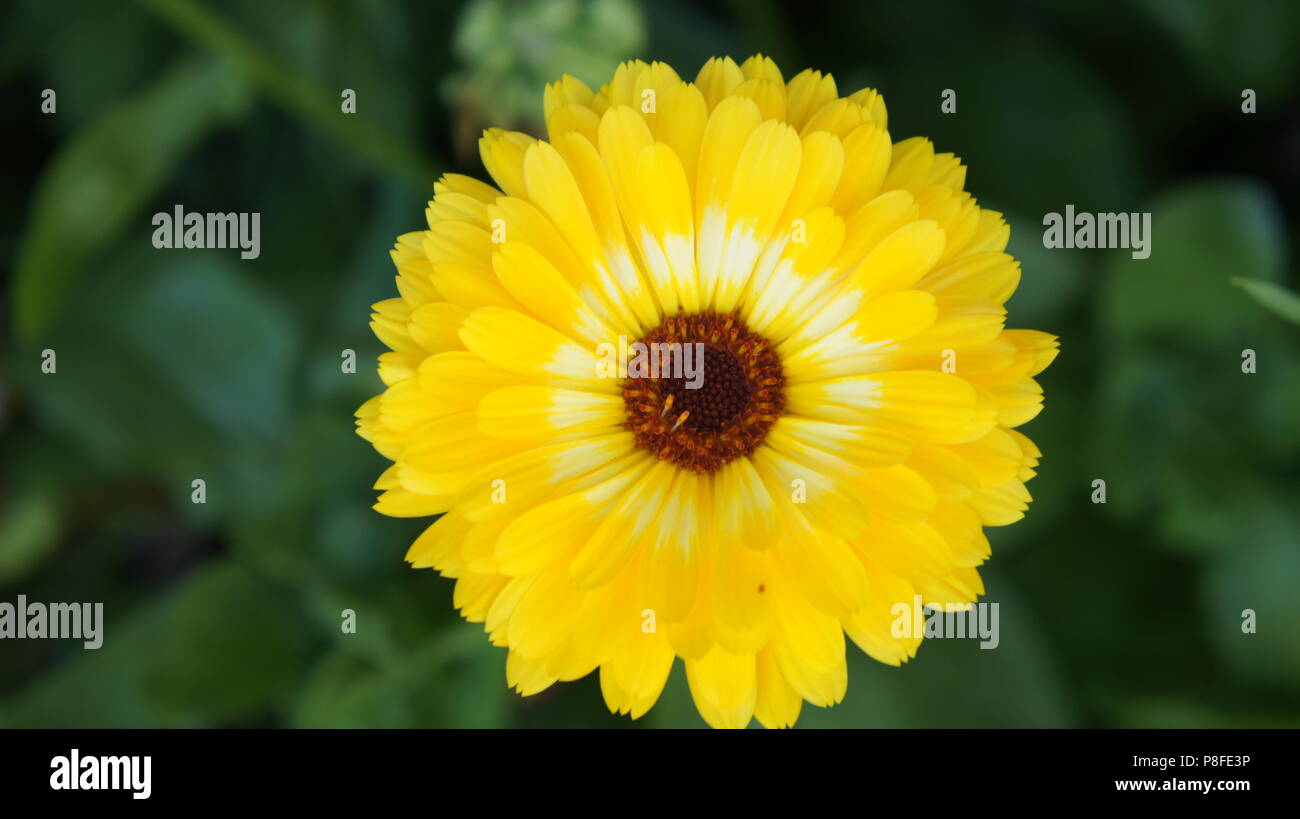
xmin=10 ymin=56 xmax=249 ymax=341
xmin=1089 ymin=343 xmax=1300 ymax=552
xmin=1092 ymin=176 xmax=1300 ymax=549
xmin=290 ymin=650 xmax=412 ymax=729
xmin=0 ymin=562 xmax=315 ymax=727
xmin=883 ymin=33 xmax=1140 ymax=216
xmin=293 ymin=629 xmax=507 ymax=728
xmin=13 ymin=0 xmax=172 ymax=130
xmin=1089 ymin=349 xmax=1186 ymax=521
xmin=135 ymin=0 xmax=440 ymax=185
xmin=16 ymin=250 xmax=296 ymax=520
xmin=0 ymin=486 xmax=59 ymax=584
xmin=1102 ymin=178 xmax=1286 ymax=351
xmin=1159 ymin=466 xmax=1295 ymax=559
xmin=1111 ymin=696 xmax=1300 ymax=729
xmin=1138 ymin=0 xmax=1300 ymax=100
xmin=1201 ymin=528 xmax=1300 ymax=692
xmin=111 ymin=257 xmax=297 ymax=446
xmin=1232 ymin=276 xmax=1300 ymax=325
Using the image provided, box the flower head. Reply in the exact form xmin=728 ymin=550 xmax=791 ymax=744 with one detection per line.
xmin=357 ymin=55 xmax=1057 ymax=728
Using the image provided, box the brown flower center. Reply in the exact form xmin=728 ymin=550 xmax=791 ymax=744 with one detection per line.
xmin=622 ymin=312 xmax=785 ymax=473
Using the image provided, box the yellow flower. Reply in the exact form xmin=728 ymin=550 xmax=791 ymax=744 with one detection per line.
xmin=356 ymin=55 xmax=1058 ymax=728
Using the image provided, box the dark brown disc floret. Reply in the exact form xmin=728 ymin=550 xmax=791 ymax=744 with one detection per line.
xmin=622 ymin=312 xmax=785 ymax=473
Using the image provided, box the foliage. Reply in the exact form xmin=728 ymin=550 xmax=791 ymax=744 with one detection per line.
xmin=1 ymin=0 xmax=1298 ymax=728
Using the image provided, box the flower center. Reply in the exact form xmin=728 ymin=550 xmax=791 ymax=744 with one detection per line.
xmin=623 ymin=312 xmax=785 ymax=473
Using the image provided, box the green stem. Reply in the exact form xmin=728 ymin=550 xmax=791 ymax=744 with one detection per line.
xmin=135 ymin=0 xmax=442 ymax=187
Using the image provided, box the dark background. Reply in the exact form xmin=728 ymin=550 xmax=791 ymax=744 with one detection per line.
xmin=1 ymin=0 xmax=1298 ymax=728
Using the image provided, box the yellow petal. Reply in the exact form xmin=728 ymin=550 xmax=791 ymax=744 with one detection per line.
xmin=753 ymin=647 xmax=802 ymax=728
xmin=459 ymin=306 xmax=616 ymax=390
xmin=685 ymin=648 xmax=757 ymax=729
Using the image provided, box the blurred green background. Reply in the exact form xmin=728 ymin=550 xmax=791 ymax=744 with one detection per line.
xmin=2 ymin=0 xmax=1299 ymax=728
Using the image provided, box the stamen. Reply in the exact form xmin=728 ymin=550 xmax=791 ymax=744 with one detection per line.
xmin=670 ymin=411 xmax=690 ymax=432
